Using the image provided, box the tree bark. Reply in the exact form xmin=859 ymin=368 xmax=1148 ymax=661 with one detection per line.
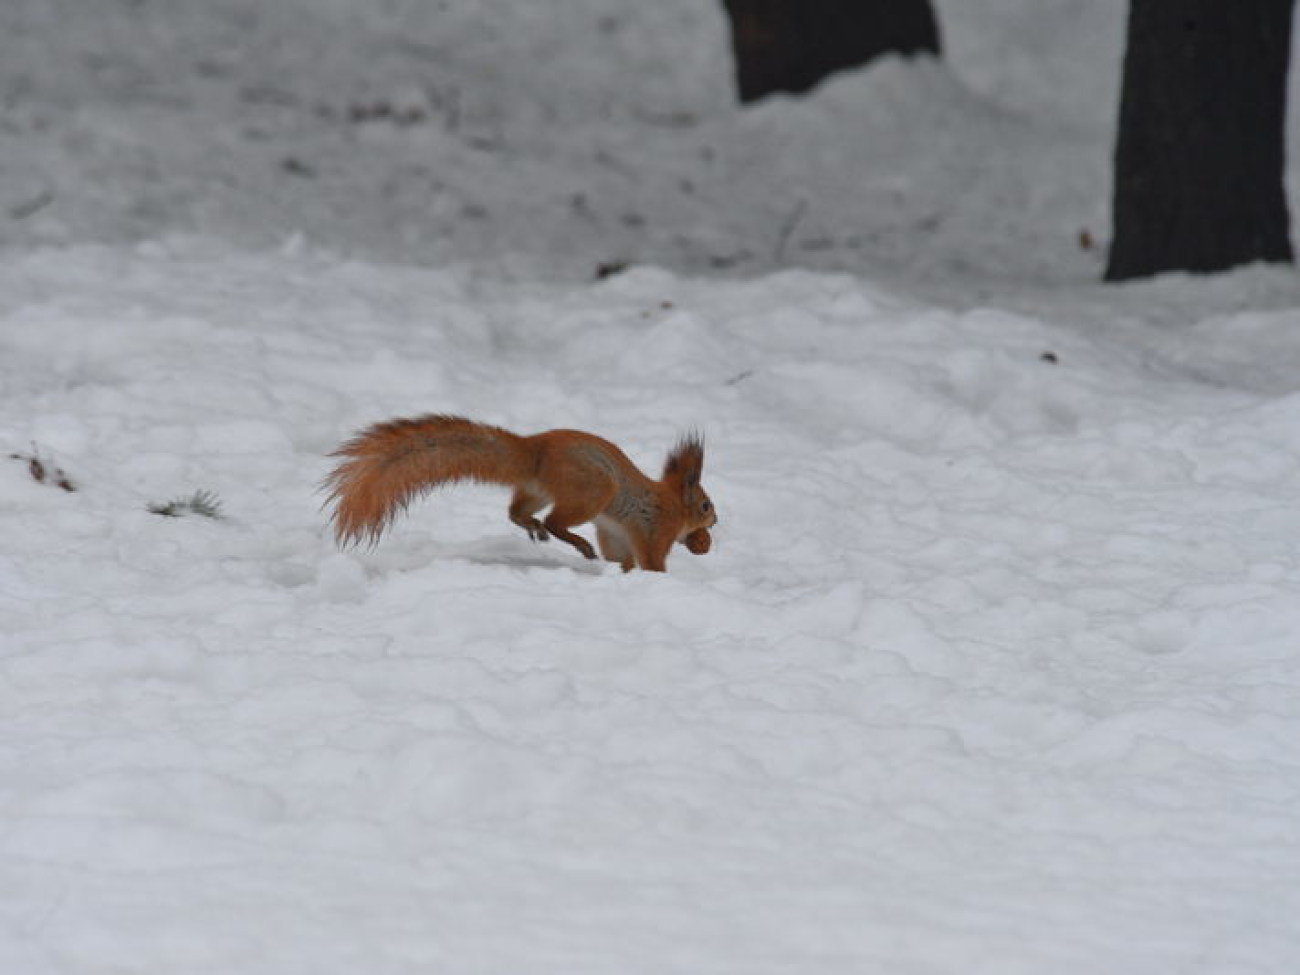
xmin=721 ymin=0 xmax=941 ymax=104
xmin=1106 ymin=0 xmax=1295 ymax=281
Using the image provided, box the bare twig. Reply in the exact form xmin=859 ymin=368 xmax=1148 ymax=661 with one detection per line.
xmin=773 ymin=198 xmax=809 ymax=261
xmin=9 ymin=190 xmax=54 ymax=221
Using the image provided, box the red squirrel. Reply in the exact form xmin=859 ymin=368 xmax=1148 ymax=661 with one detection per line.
xmin=324 ymin=414 xmax=717 ymax=572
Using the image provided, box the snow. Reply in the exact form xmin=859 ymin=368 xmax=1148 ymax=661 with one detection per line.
xmin=3 ymin=1 xmax=1300 ymax=972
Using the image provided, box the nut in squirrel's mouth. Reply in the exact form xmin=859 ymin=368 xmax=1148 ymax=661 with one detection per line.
xmin=684 ymin=527 xmax=712 ymax=554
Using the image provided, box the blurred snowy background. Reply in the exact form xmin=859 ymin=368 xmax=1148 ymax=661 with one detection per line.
xmin=3 ymin=0 xmax=1131 ymax=285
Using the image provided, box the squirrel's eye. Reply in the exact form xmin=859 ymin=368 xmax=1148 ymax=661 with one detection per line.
xmin=701 ymin=501 xmax=712 ymax=512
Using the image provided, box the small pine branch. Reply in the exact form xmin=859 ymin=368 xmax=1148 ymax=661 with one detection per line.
xmin=148 ymin=489 xmax=225 ymax=520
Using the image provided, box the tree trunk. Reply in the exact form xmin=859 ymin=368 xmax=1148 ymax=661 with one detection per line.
xmin=1105 ymin=0 xmax=1295 ymax=281
xmin=721 ymin=0 xmax=941 ymax=104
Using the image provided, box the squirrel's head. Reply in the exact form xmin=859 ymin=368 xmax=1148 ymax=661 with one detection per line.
xmin=664 ymin=432 xmax=717 ymax=554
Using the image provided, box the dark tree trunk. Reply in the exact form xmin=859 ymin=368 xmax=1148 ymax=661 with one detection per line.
xmin=721 ymin=0 xmax=941 ymax=104
xmin=1105 ymin=0 xmax=1295 ymax=281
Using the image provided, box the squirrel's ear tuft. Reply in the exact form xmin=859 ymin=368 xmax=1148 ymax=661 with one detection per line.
xmin=664 ymin=431 xmax=705 ymax=486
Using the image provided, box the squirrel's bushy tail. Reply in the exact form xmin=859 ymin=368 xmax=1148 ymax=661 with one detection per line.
xmin=324 ymin=414 xmax=528 ymax=546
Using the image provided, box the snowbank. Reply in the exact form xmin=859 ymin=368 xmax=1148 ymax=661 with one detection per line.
xmin=4 ymin=0 xmax=1300 ymax=971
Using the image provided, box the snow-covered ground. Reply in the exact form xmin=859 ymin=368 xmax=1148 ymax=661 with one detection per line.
xmin=4 ymin=1 xmax=1300 ymax=972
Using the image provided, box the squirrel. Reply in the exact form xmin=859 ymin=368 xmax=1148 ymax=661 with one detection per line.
xmin=324 ymin=414 xmax=717 ymax=572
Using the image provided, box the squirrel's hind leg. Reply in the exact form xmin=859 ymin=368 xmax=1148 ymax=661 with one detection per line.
xmin=509 ymin=488 xmax=551 ymax=543
xmin=543 ymin=491 xmax=614 ymax=561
